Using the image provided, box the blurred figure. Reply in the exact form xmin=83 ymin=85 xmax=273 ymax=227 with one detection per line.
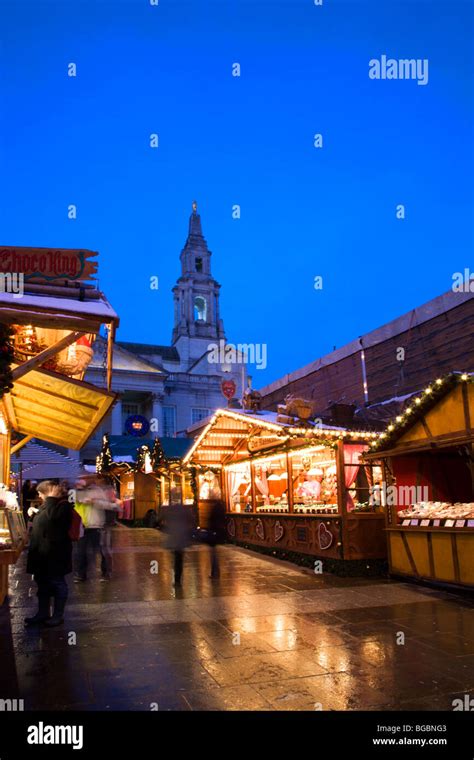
xmin=163 ymin=502 xmax=193 ymax=585
xmin=98 ymin=479 xmax=122 ymax=581
xmin=22 ymin=479 xmax=37 ymax=526
xmin=25 ymin=480 xmax=73 ymax=627
xmin=208 ymin=500 xmax=226 ymax=579
xmin=74 ymin=476 xmax=119 ymax=583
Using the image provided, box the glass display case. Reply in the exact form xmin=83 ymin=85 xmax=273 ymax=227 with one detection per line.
xmin=398 ymin=501 xmax=474 ymax=528
xmin=291 ymin=446 xmax=338 ymax=514
xmin=0 ymin=508 xmax=27 ymax=551
xmin=226 ymin=462 xmax=252 ymax=512
xmin=0 ymin=508 xmax=13 ymax=550
xmin=0 ymin=507 xmax=27 ymax=551
xmin=198 ymin=470 xmax=221 ymax=500
xmin=255 ymin=456 xmax=289 ymax=513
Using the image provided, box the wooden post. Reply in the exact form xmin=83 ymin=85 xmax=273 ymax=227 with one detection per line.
xmin=221 ymin=467 xmax=228 ymax=511
xmin=107 ymin=322 xmax=115 ymax=391
xmin=250 ymin=461 xmax=257 ymax=513
xmin=336 ymin=439 xmax=349 ymax=560
xmin=10 ymin=435 xmax=34 ymax=456
xmin=3 ymin=429 xmax=11 ymax=486
xmin=286 ymin=451 xmax=294 ymax=513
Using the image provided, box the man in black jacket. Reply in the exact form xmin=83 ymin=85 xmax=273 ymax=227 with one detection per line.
xmin=25 ymin=480 xmax=73 ymax=627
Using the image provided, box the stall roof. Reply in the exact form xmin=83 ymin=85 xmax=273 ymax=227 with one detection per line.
xmin=2 ymin=364 xmax=116 ymax=450
xmin=0 ymin=290 xmax=119 ymax=331
xmin=365 ymin=371 xmax=474 ymax=458
xmin=107 ymin=435 xmax=194 ymax=464
xmin=183 ymin=408 xmax=380 ymax=467
xmin=10 ymin=440 xmax=86 ymax=480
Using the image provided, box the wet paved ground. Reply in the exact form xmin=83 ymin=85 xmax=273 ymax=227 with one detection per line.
xmin=1 ymin=526 xmax=474 ymax=711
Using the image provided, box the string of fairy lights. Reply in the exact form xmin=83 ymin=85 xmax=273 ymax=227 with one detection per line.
xmin=182 ymin=408 xmax=381 ymax=466
xmin=369 ymin=372 xmax=473 ymax=452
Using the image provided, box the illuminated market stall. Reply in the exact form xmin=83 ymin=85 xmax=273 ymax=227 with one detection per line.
xmin=0 ymin=246 xmax=119 ymax=603
xmin=364 ymin=372 xmax=474 ymax=590
xmin=183 ymin=408 xmax=386 ymax=573
xmin=96 ymin=434 xmax=194 ymax=521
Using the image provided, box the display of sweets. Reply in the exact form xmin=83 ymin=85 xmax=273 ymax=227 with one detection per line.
xmin=398 ymin=501 xmax=474 ymax=520
xmin=294 ymin=504 xmax=338 ymax=515
xmin=256 ymin=504 xmax=288 ymax=513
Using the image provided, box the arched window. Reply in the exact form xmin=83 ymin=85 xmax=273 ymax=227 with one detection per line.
xmin=194 ymin=296 xmax=207 ymax=322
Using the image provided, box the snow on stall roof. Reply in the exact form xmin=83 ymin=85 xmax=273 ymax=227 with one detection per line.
xmin=363 ymin=392 xmax=416 ymax=409
xmin=233 ymin=409 xmax=347 ymax=430
xmin=186 ymin=408 xmax=347 ymax=433
xmin=0 ymin=291 xmax=118 ymax=322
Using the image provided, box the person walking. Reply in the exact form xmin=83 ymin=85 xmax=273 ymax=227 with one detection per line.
xmin=97 ymin=479 xmax=122 ymax=581
xmin=164 ymin=501 xmax=193 ymax=586
xmin=74 ymin=477 xmax=118 ymax=582
xmin=25 ymin=480 xmax=73 ymax=627
xmin=208 ymin=500 xmax=226 ymax=579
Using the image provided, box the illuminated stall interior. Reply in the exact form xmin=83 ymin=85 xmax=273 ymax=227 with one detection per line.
xmin=184 ymin=408 xmax=386 ymax=569
xmin=96 ymin=434 xmax=194 ymax=520
xmin=365 ymin=372 xmax=474 ymax=588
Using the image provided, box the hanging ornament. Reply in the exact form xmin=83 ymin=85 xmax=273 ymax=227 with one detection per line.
xmin=57 ymin=334 xmax=94 ymax=377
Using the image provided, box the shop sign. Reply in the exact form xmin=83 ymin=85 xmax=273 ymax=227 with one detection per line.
xmin=248 ymin=431 xmax=284 ymax=453
xmin=0 ymin=246 xmax=98 ymax=283
xmin=221 ymin=379 xmax=236 ymax=400
xmin=125 ymin=415 xmax=150 ymax=437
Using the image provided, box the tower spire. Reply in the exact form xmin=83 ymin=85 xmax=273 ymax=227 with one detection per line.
xmin=172 ymin=203 xmax=225 ymax=346
xmin=188 ymin=199 xmax=203 ymax=237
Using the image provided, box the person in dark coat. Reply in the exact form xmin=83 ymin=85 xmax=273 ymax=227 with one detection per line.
xmin=25 ymin=480 xmax=73 ymax=627
xmin=208 ymin=500 xmax=226 ymax=579
xmin=163 ymin=502 xmax=193 ymax=585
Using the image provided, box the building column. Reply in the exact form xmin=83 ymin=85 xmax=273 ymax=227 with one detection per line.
xmin=111 ymin=396 xmax=122 ymax=435
xmin=151 ymin=393 xmax=163 ymax=435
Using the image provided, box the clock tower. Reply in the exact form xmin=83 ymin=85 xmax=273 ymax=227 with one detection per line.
xmin=172 ymin=202 xmax=226 ymax=363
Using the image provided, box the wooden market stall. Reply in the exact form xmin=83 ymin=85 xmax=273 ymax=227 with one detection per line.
xmin=96 ymin=434 xmax=194 ymax=521
xmin=364 ymin=371 xmax=474 ymax=589
xmin=183 ymin=408 xmax=386 ymax=574
xmin=0 ymin=246 xmax=119 ymax=603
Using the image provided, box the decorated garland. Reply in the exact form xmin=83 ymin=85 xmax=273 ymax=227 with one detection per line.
xmin=370 ymin=372 xmax=472 ymax=453
xmin=0 ymin=323 xmax=15 ymax=400
xmin=189 ymin=466 xmax=198 ymax=505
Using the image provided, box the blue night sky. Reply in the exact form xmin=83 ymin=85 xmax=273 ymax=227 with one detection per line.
xmin=0 ymin=0 xmax=473 ymax=386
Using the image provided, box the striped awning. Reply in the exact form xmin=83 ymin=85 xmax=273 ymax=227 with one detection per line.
xmin=10 ymin=440 xmax=85 ymax=479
